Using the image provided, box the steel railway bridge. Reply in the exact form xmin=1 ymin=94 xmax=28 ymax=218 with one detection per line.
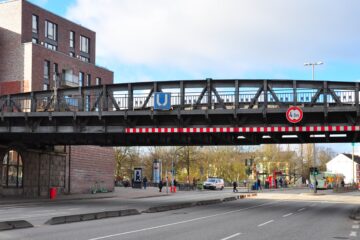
xmin=0 ymin=78 xmax=359 ymax=146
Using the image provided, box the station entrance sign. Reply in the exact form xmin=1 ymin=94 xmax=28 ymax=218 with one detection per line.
xmin=286 ymin=106 xmax=303 ymax=123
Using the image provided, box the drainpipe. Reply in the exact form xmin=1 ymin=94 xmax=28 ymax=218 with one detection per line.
xmin=68 ymin=146 xmax=71 ymax=193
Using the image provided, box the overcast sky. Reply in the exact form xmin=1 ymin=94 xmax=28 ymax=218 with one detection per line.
xmin=28 ymin=0 xmax=360 ymax=153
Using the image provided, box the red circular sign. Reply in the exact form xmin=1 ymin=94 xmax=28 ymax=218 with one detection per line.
xmin=286 ymin=106 xmax=303 ymax=123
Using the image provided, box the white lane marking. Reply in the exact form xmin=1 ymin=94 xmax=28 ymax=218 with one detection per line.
xmin=282 ymin=213 xmax=293 ymax=217
xmin=87 ymin=201 xmax=278 ymax=240
xmin=310 ymin=203 xmax=317 ymax=207
xmin=352 ymin=225 xmax=359 ymax=229
xmin=220 ymin=233 xmax=242 ymax=240
xmin=354 ymin=221 xmax=359 ymax=224
xmin=297 ymin=208 xmax=306 ymax=212
xmin=350 ymin=231 xmax=357 ymax=237
xmin=258 ymin=220 xmax=274 ymax=227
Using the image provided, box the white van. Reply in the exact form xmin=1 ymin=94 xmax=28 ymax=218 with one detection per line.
xmin=203 ymin=177 xmax=224 ymax=190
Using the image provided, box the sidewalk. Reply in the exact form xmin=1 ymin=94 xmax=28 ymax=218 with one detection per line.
xmin=256 ymin=189 xmax=360 ymax=204
xmin=0 ymin=187 xmax=171 ymax=205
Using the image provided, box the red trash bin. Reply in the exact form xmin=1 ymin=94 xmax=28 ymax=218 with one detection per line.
xmin=50 ymin=187 xmax=57 ymax=200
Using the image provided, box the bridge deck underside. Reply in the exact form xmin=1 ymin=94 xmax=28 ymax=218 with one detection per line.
xmin=0 ymin=108 xmax=358 ymax=146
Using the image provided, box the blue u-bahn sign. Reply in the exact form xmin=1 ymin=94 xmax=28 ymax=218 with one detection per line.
xmin=154 ymin=92 xmax=171 ymax=110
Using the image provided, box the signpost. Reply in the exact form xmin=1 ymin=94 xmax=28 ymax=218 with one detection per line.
xmin=286 ymin=106 xmax=303 ymax=123
xmin=154 ymin=92 xmax=171 ymax=110
xmin=133 ymin=168 xmax=142 ymax=189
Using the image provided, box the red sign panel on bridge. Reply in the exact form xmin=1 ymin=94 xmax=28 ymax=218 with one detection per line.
xmin=286 ymin=106 xmax=303 ymax=123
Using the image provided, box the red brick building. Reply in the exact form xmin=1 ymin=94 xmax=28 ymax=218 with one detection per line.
xmin=0 ymin=0 xmax=115 ymax=197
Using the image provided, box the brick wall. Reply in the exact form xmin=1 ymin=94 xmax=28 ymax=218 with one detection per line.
xmin=69 ymin=146 xmax=115 ymax=194
xmin=0 ymin=81 xmax=23 ymax=95
xmin=0 ymin=146 xmax=66 ymax=197
xmin=0 ymin=1 xmax=24 ymax=83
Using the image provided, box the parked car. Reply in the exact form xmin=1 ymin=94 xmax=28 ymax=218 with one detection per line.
xmin=203 ymin=177 xmax=224 ymax=190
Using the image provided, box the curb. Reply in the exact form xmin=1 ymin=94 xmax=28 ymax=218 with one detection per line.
xmin=350 ymin=207 xmax=360 ymax=220
xmin=45 ymin=209 xmax=140 ymax=225
xmin=0 ymin=220 xmax=33 ymax=231
xmin=0 ymin=195 xmax=116 ymax=206
xmin=143 ymin=193 xmax=258 ymax=213
xmin=196 ymin=199 xmax=222 ymax=206
xmin=143 ymin=202 xmax=194 ymax=213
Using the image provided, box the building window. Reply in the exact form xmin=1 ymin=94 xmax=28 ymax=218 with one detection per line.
xmin=69 ymin=52 xmax=75 ymax=57
xmin=44 ymin=60 xmax=50 ymax=90
xmin=80 ymin=35 xmax=89 ymax=53
xmin=32 ymin=15 xmax=38 ymax=33
xmin=86 ymin=74 xmax=91 ymax=86
xmin=96 ymin=77 xmax=101 ymax=85
xmin=2 ymin=149 xmax=23 ymax=188
xmin=32 ymin=38 xmax=38 ymax=44
xmin=79 ymin=72 xmax=84 ymax=87
xmin=79 ymin=56 xmax=89 ymax=63
xmin=70 ymin=31 xmax=75 ymax=48
xmin=45 ymin=20 xmax=57 ymax=41
xmin=44 ymin=42 xmax=57 ymax=51
xmin=53 ymin=63 xmax=59 ymax=84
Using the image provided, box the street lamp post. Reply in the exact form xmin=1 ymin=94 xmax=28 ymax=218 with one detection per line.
xmin=304 ymin=61 xmax=324 ymax=194
xmin=352 ymin=142 xmax=355 ymax=184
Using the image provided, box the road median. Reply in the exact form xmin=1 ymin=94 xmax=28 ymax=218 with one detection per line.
xmin=0 ymin=220 xmax=33 ymax=231
xmin=349 ymin=207 xmax=360 ymax=220
xmin=45 ymin=209 xmax=140 ymax=225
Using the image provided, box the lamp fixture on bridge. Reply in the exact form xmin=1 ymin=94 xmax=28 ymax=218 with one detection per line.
xmin=330 ymin=134 xmax=347 ymax=138
xmin=237 ymin=136 xmax=246 ymax=139
xmin=282 ymin=135 xmax=298 ymax=138
xmin=310 ymin=134 xmax=326 ymax=138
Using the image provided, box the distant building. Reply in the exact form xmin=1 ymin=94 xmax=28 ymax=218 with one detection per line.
xmin=326 ymin=153 xmax=360 ymax=184
xmin=0 ymin=0 xmax=115 ymax=197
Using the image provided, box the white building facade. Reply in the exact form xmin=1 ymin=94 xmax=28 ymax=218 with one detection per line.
xmin=326 ymin=153 xmax=360 ymax=184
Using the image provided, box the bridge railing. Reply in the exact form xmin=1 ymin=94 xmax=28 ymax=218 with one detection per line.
xmin=1 ymin=80 xmax=358 ymax=113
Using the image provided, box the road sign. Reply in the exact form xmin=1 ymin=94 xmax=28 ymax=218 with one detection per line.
xmin=154 ymin=92 xmax=171 ymax=110
xmin=286 ymin=106 xmax=303 ymax=123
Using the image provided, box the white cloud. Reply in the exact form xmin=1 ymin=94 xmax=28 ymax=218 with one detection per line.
xmin=66 ymin=0 xmax=360 ymax=78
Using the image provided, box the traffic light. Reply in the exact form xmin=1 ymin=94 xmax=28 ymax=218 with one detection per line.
xmin=244 ymin=158 xmax=253 ymax=166
xmin=309 ymin=167 xmax=319 ymax=175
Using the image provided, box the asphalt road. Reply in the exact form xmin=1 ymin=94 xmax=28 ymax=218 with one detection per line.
xmin=0 ymin=189 xmax=248 ymax=226
xmin=0 ymin=197 xmax=358 ymax=240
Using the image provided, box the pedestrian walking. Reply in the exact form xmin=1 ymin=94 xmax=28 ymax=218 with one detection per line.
xmin=158 ymin=179 xmax=163 ymax=192
xmin=233 ymin=181 xmax=238 ymax=193
xmin=257 ymin=178 xmax=262 ymax=190
xmin=274 ymin=178 xmax=278 ymax=188
xmin=143 ymin=176 xmax=148 ymax=190
xmin=243 ymin=179 xmax=247 ymax=187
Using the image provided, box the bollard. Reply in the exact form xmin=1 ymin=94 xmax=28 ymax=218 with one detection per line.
xmin=174 ymin=186 xmax=176 ymax=193
xmin=50 ymin=187 xmax=57 ymax=200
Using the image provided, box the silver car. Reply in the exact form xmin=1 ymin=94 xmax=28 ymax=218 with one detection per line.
xmin=203 ymin=178 xmax=224 ymax=190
